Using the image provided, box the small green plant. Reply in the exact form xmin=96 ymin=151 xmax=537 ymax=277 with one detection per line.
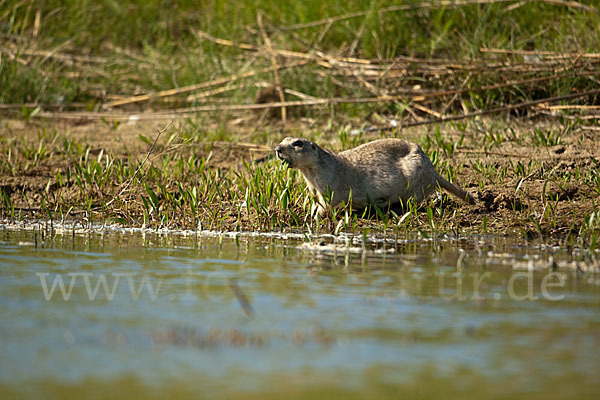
xmin=20 ymin=106 xmax=41 ymax=123
xmin=482 ymin=127 xmax=505 ymax=150
xmin=101 ymin=118 xmax=121 ymax=131
xmin=530 ymin=128 xmax=561 ymax=147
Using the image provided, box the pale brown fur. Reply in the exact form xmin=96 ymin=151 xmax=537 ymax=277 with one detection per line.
xmin=274 ymin=137 xmax=476 ymax=216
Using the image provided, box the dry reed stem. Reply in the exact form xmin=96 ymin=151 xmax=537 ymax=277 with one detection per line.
xmin=192 ymin=20 xmax=598 ymax=120
xmin=105 ymin=121 xmax=173 ymax=208
xmin=348 ymin=15 xmax=368 ymax=57
xmin=185 ymin=84 xmax=246 ymax=102
xmin=0 ymin=47 xmax=29 ymax=66
xmin=5 ymin=47 xmax=108 ymax=64
xmin=103 ymin=43 xmax=153 ymax=65
xmin=195 ymin=29 xmax=372 ymax=65
xmin=480 ymin=48 xmax=600 ymax=59
xmin=541 ymin=105 xmax=600 ymax=110
xmin=103 ymin=60 xmax=309 ymax=108
xmin=412 ymin=103 xmax=443 ymax=118
xmin=11 ymin=64 xmax=596 ymax=114
xmin=35 ymin=89 xmax=600 ymax=123
xmin=257 ymin=12 xmax=287 ymax=124
xmin=33 ymin=8 xmax=41 ymax=37
xmin=536 ymin=112 xmax=600 ymax=120
xmin=389 ymin=69 xmax=599 ymax=100
xmin=441 ymin=72 xmax=473 ymax=115
xmin=196 ymin=29 xmax=595 ymax=79
xmin=282 ymin=88 xmax=318 ymax=100
xmin=153 ymin=141 xmax=271 ymax=161
xmin=372 ymin=88 xmax=600 ymax=130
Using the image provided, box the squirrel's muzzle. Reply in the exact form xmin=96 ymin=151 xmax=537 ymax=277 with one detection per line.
xmin=274 ymin=145 xmax=283 ymax=159
xmin=274 ymin=145 xmax=292 ymax=166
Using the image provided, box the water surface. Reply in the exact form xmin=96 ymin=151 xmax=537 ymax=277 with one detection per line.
xmin=0 ymin=228 xmax=599 ymax=399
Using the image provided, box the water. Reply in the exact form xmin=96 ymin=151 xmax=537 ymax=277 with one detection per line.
xmin=0 ymin=227 xmax=599 ymax=399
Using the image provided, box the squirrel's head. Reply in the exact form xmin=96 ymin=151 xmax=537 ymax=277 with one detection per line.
xmin=274 ymin=137 xmax=319 ymax=169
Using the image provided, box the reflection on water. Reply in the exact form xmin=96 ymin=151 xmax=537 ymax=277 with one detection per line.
xmin=0 ymin=228 xmax=599 ymax=399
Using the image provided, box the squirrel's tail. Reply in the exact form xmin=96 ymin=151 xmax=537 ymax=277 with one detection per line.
xmin=436 ymin=175 xmax=476 ymax=204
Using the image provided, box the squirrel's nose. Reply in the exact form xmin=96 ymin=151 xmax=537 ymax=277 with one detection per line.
xmin=274 ymin=145 xmax=282 ymax=152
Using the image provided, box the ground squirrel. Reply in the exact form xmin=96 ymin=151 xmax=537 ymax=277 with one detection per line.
xmin=275 ymin=137 xmax=475 ymax=216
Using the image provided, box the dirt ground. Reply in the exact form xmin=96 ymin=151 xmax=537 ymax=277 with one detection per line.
xmin=1 ymin=115 xmax=599 ymax=242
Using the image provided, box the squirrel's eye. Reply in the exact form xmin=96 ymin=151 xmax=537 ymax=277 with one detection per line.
xmin=292 ymin=140 xmax=303 ymax=148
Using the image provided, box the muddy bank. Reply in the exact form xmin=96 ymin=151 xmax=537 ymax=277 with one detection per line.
xmin=0 ymin=116 xmax=599 ymax=246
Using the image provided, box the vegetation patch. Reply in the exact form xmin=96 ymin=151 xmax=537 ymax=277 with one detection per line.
xmin=1 ymin=0 xmax=599 ymax=249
